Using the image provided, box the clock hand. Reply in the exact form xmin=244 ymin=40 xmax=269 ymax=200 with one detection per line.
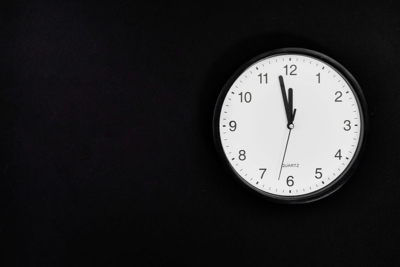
xmin=279 ymin=76 xmax=291 ymax=125
xmin=277 ymin=77 xmax=297 ymax=180
xmin=288 ymin=88 xmax=293 ymax=123
xmin=278 ymin=87 xmax=296 ymax=180
xmin=278 ymin=128 xmax=292 ymax=180
xmin=288 ymin=88 xmax=297 ymax=124
xmin=292 ymin=109 xmax=297 ymax=122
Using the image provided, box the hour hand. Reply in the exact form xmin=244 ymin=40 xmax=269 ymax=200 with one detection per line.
xmin=288 ymin=88 xmax=296 ymax=123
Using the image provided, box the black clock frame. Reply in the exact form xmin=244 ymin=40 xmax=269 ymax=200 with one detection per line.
xmin=213 ymin=48 xmax=369 ymax=204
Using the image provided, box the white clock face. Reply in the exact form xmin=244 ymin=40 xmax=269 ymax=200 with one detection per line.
xmin=218 ymin=53 xmax=365 ymax=198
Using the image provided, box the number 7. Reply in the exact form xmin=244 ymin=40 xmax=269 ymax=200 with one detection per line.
xmin=259 ymin=168 xmax=267 ymax=179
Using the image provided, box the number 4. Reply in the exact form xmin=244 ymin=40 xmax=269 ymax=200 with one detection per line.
xmin=335 ymin=149 xmax=342 ymax=160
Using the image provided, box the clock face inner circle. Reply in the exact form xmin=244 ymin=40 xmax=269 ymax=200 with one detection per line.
xmin=218 ymin=53 xmax=364 ymax=197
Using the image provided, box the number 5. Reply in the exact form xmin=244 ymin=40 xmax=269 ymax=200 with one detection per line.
xmin=315 ymin=168 xmax=322 ymax=179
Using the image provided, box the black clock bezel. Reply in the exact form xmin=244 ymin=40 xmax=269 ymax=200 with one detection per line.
xmin=212 ymin=48 xmax=369 ymax=204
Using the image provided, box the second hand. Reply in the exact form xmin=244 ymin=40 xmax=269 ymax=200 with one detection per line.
xmin=278 ymin=125 xmax=293 ymax=181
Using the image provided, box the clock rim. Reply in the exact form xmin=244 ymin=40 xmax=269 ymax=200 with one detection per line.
xmin=212 ymin=47 xmax=369 ymax=204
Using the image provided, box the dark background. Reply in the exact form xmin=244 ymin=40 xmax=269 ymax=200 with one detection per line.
xmin=0 ymin=1 xmax=399 ymax=266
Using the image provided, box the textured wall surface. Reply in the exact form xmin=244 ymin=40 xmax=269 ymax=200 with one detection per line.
xmin=1 ymin=1 xmax=399 ymax=266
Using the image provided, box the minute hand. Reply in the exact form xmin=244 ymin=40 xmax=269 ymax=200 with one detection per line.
xmin=278 ymin=76 xmax=291 ymax=124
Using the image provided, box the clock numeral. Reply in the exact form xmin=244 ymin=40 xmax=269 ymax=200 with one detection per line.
xmin=259 ymin=168 xmax=267 ymax=179
xmin=239 ymin=92 xmax=252 ymax=103
xmin=286 ymin=176 xmax=294 ymax=187
xmin=344 ymin=120 xmax=351 ymax=131
xmin=316 ymin=73 xmax=321 ymax=83
xmin=239 ymin=150 xmax=246 ymax=161
xmin=335 ymin=149 xmax=342 ymax=160
xmin=229 ymin=121 xmax=236 ymax=131
xmin=284 ymin=65 xmax=297 ymax=75
xmin=258 ymin=73 xmax=268 ymax=84
xmin=315 ymin=168 xmax=323 ymax=179
xmin=335 ymin=91 xmax=342 ymax=102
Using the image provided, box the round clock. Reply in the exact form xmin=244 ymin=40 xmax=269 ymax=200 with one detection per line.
xmin=213 ymin=48 xmax=368 ymax=204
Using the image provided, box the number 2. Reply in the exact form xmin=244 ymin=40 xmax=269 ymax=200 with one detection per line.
xmin=335 ymin=91 xmax=342 ymax=102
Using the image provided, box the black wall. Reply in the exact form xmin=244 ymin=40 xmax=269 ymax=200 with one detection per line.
xmin=1 ymin=1 xmax=399 ymax=266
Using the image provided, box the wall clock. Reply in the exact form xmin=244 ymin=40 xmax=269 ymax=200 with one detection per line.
xmin=213 ymin=48 xmax=369 ymax=204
